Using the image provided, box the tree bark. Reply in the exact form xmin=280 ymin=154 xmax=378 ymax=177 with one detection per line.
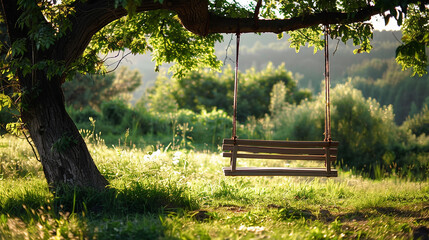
xmin=20 ymin=72 xmax=108 ymax=190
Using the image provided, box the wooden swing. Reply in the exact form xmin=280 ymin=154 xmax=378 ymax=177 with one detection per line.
xmin=222 ymin=26 xmax=338 ymax=177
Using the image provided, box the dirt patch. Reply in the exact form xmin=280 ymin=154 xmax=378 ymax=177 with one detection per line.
xmin=267 ymin=204 xmax=282 ymax=209
xmin=337 ymin=211 xmax=369 ymax=222
xmin=192 ymin=210 xmax=212 ymax=221
xmin=217 ymin=205 xmax=247 ymax=212
xmin=319 ymin=209 xmax=334 ymax=222
xmin=375 ymin=206 xmax=422 ymax=218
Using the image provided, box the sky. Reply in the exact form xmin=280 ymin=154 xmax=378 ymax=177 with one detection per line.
xmin=370 ymin=15 xmax=401 ymax=31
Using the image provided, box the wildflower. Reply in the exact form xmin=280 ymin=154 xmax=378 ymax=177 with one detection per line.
xmin=144 ymin=149 xmax=162 ymax=162
xmin=172 ymin=151 xmax=183 ymax=165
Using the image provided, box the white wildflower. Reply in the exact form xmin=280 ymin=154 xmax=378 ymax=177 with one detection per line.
xmin=144 ymin=149 xmax=162 ymax=162
xmin=238 ymin=225 xmax=265 ymax=233
xmin=172 ymin=151 xmax=183 ymax=165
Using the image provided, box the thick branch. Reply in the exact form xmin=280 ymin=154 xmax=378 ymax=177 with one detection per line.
xmin=254 ymin=0 xmax=262 ymax=21
xmin=208 ymin=7 xmax=379 ymax=34
xmin=203 ymin=0 xmax=429 ymax=34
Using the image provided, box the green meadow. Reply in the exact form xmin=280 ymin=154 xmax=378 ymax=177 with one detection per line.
xmin=1 ymin=135 xmax=428 ymax=239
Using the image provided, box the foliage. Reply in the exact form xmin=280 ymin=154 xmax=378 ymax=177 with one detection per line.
xmin=0 ymin=22 xmax=22 ymax=136
xmin=141 ymin=72 xmax=178 ymax=114
xmin=266 ymin=82 xmax=429 ymax=179
xmin=145 ymin=63 xmax=312 ymax=121
xmin=63 ymin=66 xmax=141 ymax=110
xmin=269 ymin=81 xmax=289 ymax=117
xmin=67 ymin=101 xmax=232 ymax=150
xmin=346 ymin=58 xmax=429 ymax=123
xmin=402 ymin=104 xmax=429 ymax=137
xmin=67 ymin=99 xmax=156 ymax=146
xmin=396 ymin=4 xmax=429 ymax=76
xmin=86 ymin=10 xmax=223 ymax=78
xmin=172 ymin=108 xmax=232 ymax=149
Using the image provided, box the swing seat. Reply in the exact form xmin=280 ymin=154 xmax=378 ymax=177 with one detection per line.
xmin=222 ymin=139 xmax=338 ymax=177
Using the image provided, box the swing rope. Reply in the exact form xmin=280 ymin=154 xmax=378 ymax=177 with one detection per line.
xmin=324 ymin=25 xmax=332 ymax=142
xmin=232 ymin=27 xmax=331 ymax=142
xmin=232 ymin=33 xmax=240 ymax=140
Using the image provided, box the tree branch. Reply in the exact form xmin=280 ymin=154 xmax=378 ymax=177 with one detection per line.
xmin=0 ymin=0 xmax=26 ymax=40
xmin=254 ymin=0 xmax=262 ymax=21
xmin=201 ymin=0 xmax=429 ymax=34
xmin=207 ymin=7 xmax=379 ymax=34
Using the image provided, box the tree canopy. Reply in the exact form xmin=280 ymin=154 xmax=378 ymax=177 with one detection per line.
xmin=1 ymin=0 xmax=428 ymax=189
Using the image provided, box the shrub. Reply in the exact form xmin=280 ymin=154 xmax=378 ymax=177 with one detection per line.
xmin=192 ymin=109 xmax=232 ymax=147
xmin=267 ymin=82 xmax=428 ymax=179
xmin=67 ymin=106 xmax=102 ymax=130
xmin=402 ymin=105 xmax=429 ymax=137
xmin=166 ymin=109 xmax=232 ymax=150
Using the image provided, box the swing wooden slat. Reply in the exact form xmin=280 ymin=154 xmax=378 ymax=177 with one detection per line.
xmin=222 ymin=167 xmax=338 ymax=177
xmin=223 ymin=139 xmax=339 ymax=148
xmin=222 ymin=153 xmax=336 ymax=161
xmin=222 ymin=145 xmax=337 ymax=155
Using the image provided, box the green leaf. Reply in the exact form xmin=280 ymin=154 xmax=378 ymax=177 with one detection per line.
xmin=6 ymin=122 xmax=22 ymax=136
xmin=11 ymin=38 xmax=27 ymax=57
xmin=0 ymin=94 xmax=12 ymax=111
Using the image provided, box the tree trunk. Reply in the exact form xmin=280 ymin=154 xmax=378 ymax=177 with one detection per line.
xmin=20 ymin=72 xmax=108 ymax=190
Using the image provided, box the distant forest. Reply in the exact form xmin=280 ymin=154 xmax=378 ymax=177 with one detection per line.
xmin=120 ymin=31 xmax=428 ymax=124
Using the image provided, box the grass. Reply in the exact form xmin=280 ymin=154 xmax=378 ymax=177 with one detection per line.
xmin=0 ymin=135 xmax=428 ymax=239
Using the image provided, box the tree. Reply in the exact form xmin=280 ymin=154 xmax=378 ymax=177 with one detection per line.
xmin=144 ymin=72 xmax=179 ymax=114
xmin=1 ymin=0 xmax=428 ymax=190
xmin=148 ymin=63 xmax=311 ymax=121
xmin=346 ymin=58 xmax=429 ymax=123
xmin=63 ymin=66 xmax=141 ymax=110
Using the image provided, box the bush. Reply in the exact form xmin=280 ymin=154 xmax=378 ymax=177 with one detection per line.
xmin=402 ymin=105 xmax=429 ymax=137
xmin=192 ymin=109 xmax=232 ymax=147
xmin=329 ymin=83 xmax=400 ymax=177
xmin=68 ymin=100 xmax=233 ymax=149
xmin=267 ymin=82 xmax=429 ymax=179
xmin=67 ymin=106 xmax=102 ymax=130
xmin=147 ymin=63 xmax=312 ymax=122
xmin=99 ymin=99 xmax=155 ymax=139
xmin=165 ymin=109 xmax=232 ymax=150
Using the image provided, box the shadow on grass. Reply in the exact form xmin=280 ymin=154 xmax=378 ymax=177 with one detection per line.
xmin=0 ymin=181 xmax=194 ymax=239
xmin=269 ymin=205 xmax=317 ymax=221
xmin=1 ymin=181 xmax=197 ymax=218
xmin=268 ymin=203 xmax=429 ymax=225
xmin=336 ymin=206 xmax=428 ymax=223
xmin=54 ymin=181 xmax=198 ymax=215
